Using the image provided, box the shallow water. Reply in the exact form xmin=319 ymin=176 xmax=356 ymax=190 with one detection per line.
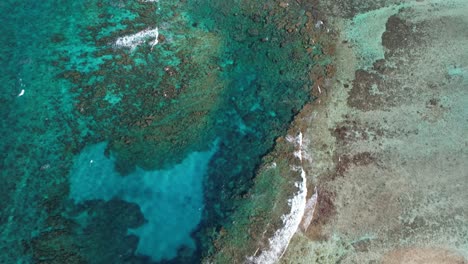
xmin=69 ymin=142 xmax=218 ymax=261
xmin=0 ymin=0 xmax=318 ymax=263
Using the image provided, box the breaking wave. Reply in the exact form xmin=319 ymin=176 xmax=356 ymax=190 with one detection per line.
xmin=247 ymin=132 xmax=317 ymax=264
xmin=115 ymin=27 xmax=159 ymax=51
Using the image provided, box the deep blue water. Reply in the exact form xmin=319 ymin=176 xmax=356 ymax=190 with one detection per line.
xmin=0 ymin=0 xmax=316 ymax=262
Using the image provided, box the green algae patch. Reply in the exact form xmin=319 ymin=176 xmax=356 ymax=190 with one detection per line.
xmin=203 ymin=102 xmax=330 ymax=263
xmin=205 ymin=135 xmax=303 ymax=263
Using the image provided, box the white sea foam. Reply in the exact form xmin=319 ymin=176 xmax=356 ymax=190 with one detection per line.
xmin=247 ymin=133 xmax=311 ymax=264
xmin=115 ymin=27 xmax=159 ymax=51
xmin=266 ymin=162 xmax=277 ymax=170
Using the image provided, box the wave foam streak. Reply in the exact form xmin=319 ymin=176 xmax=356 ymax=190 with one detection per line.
xmin=247 ymin=132 xmax=314 ymax=264
xmin=115 ymin=27 xmax=159 ymax=51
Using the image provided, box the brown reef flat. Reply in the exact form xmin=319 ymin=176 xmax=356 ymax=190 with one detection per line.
xmin=282 ymin=0 xmax=468 ymax=263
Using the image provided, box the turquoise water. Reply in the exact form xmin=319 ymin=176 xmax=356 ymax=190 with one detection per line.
xmin=69 ymin=142 xmax=218 ymax=261
xmin=0 ymin=0 xmax=317 ymax=262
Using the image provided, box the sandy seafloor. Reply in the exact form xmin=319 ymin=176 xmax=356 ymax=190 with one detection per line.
xmin=278 ymin=0 xmax=468 ymax=263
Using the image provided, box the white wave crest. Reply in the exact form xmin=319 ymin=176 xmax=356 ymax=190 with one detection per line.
xmin=115 ymin=27 xmax=159 ymax=51
xmin=247 ymin=132 xmax=310 ymax=264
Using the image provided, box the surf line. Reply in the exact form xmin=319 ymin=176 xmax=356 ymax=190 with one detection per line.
xmin=247 ymin=132 xmax=318 ymax=264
